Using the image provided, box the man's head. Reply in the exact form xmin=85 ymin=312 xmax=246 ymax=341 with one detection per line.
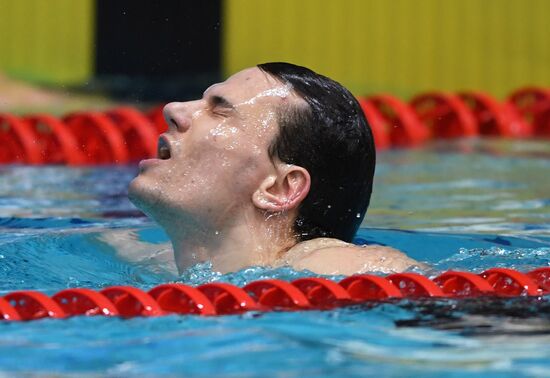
xmin=258 ymin=63 xmax=375 ymax=242
xmin=129 ymin=62 xmax=375 ymax=244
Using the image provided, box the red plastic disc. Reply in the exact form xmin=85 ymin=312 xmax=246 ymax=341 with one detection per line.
xmin=24 ymin=114 xmax=85 ymax=165
xmin=527 ymin=267 xmax=550 ymax=294
xmin=339 ymin=274 xmax=403 ymax=300
xmin=64 ymin=112 xmax=129 ymax=164
xmin=501 ymin=101 xmax=534 ymax=138
xmin=52 ymin=288 xmax=119 ymax=317
xmin=459 ymin=92 xmax=532 ymax=137
xmin=357 ymin=97 xmax=391 ymax=150
xmin=480 ymin=268 xmax=541 ymax=296
xmin=0 ymin=113 xmax=43 ymax=164
xmin=147 ymin=105 xmax=168 ymax=134
xmin=0 ymin=297 xmax=21 ymax=321
xmin=507 ymin=87 xmax=550 ymax=137
xmin=197 ymin=283 xmax=258 ymax=315
xmin=105 ymin=107 xmax=158 ymax=161
xmin=387 ymin=273 xmax=446 ymax=298
xmin=291 ymin=278 xmax=351 ymax=308
xmin=244 ymin=279 xmax=311 ymax=310
xmin=100 ymin=286 xmax=163 ymax=317
xmin=434 ymin=271 xmax=495 ymax=297
xmin=364 ymin=95 xmax=429 ymax=147
xmin=148 ymin=283 xmax=216 ymax=315
xmin=4 ymin=291 xmax=66 ymax=320
xmin=410 ymin=92 xmax=478 ymax=138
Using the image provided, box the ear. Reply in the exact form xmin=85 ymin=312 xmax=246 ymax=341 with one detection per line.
xmin=252 ymin=165 xmax=311 ymax=212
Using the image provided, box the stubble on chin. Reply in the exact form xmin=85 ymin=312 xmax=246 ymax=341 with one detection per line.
xmin=128 ymin=176 xmax=154 ymax=214
xmin=129 ymin=176 xmax=175 ymax=225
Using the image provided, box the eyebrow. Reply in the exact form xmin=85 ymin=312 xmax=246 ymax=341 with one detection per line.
xmin=207 ymin=94 xmax=235 ymax=111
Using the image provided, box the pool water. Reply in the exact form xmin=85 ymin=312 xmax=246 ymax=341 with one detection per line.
xmin=1 ymin=139 xmax=549 ymax=377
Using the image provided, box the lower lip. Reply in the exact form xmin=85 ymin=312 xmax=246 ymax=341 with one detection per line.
xmin=138 ymin=158 xmax=164 ymax=171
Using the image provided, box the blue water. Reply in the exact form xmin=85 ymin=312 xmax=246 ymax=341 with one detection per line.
xmin=1 ymin=139 xmax=550 ymax=377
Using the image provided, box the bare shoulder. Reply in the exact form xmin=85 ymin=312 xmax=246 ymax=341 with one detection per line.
xmin=284 ymin=238 xmax=421 ymax=275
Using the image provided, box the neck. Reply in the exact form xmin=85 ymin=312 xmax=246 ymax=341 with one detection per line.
xmin=163 ymin=209 xmax=297 ymax=274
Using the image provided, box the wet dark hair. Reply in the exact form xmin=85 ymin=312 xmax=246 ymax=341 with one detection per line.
xmin=257 ymin=62 xmax=375 ymax=242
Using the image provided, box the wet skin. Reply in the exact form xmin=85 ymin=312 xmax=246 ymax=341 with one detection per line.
xmin=128 ymin=67 xmax=418 ymax=275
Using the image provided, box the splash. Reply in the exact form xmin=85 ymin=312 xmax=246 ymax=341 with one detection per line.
xmin=177 ymin=261 xmax=330 ymax=286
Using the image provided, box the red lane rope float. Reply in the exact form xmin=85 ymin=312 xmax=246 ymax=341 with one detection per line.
xmin=339 ymin=274 xmax=403 ymax=300
xmin=244 ymin=279 xmax=311 ymax=310
xmin=64 ymin=112 xmax=129 ymax=164
xmin=197 ymin=283 xmax=259 ymax=314
xmin=507 ymin=87 xmax=550 ymax=137
xmin=480 ymin=268 xmax=541 ymax=296
xmin=291 ymin=278 xmax=351 ymax=308
xmin=459 ymin=91 xmax=532 ymax=137
xmin=105 ymin=107 xmax=158 ymax=161
xmin=363 ymin=95 xmax=429 ymax=147
xmin=1 ymin=267 xmax=549 ymax=322
xmin=4 ymin=291 xmax=66 ymax=320
xmin=23 ymin=114 xmax=85 ymax=165
xmin=0 ymin=113 xmax=43 ymax=164
xmin=387 ymin=273 xmax=446 ymax=298
xmin=0 ymin=297 xmax=21 ymax=321
xmin=410 ymin=92 xmax=478 ymax=138
xmin=2 ymin=85 xmax=550 ymax=167
xmin=52 ymin=288 xmax=119 ymax=317
xmin=146 ymin=105 xmax=168 ymax=134
xmin=148 ymin=283 xmax=216 ymax=315
xmin=527 ymin=267 xmax=550 ymax=294
xmin=357 ymin=97 xmax=391 ymax=150
xmin=100 ymin=286 xmax=164 ymax=317
xmin=433 ymin=271 xmax=495 ymax=297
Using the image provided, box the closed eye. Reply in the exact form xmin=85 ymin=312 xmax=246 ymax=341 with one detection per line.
xmin=208 ymin=95 xmax=236 ymax=117
xmin=211 ymin=109 xmax=229 ymax=117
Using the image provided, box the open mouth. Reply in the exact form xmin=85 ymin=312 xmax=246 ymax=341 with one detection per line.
xmin=157 ymin=136 xmax=171 ymax=160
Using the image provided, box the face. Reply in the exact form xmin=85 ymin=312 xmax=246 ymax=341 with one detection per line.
xmin=128 ymin=67 xmax=298 ymax=230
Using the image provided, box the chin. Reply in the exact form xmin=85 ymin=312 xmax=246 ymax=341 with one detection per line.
xmin=128 ymin=176 xmax=156 ymax=216
xmin=128 ymin=175 xmax=179 ymax=227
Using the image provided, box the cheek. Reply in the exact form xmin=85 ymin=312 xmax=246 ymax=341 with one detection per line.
xmin=192 ymin=123 xmax=244 ymax=167
xmin=199 ymin=137 xmax=265 ymax=191
xmin=207 ymin=122 xmax=241 ymax=151
xmin=181 ymin=117 xmax=272 ymax=186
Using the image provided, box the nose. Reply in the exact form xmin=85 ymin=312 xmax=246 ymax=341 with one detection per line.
xmin=163 ymin=102 xmax=193 ymax=133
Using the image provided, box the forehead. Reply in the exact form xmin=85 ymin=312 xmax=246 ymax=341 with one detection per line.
xmin=205 ymin=67 xmax=300 ymax=108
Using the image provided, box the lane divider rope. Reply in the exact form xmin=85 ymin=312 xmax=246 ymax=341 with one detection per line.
xmin=1 ymin=267 xmax=548 ymax=322
xmin=1 ymin=86 xmax=550 ymax=165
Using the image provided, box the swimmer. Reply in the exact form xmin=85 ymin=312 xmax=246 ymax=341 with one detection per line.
xmin=116 ymin=63 xmax=418 ymax=275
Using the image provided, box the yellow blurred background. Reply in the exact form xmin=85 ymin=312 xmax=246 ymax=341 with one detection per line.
xmin=1 ymin=0 xmax=549 ymax=99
